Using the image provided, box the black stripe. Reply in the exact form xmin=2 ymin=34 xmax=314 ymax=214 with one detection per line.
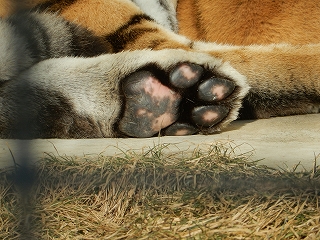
xmin=8 ymin=13 xmax=52 ymax=61
xmin=240 ymin=91 xmax=320 ymax=119
xmin=193 ymin=1 xmax=205 ymax=38
xmin=189 ymin=41 xmax=195 ymax=49
xmin=148 ymin=39 xmax=167 ymax=49
xmin=104 ymin=14 xmax=157 ymax=52
xmin=158 ymin=0 xmax=177 ymax=31
xmin=34 ymin=0 xmax=77 ymax=12
xmin=158 ymin=0 xmax=170 ymax=12
xmin=66 ymin=22 xmax=111 ymax=56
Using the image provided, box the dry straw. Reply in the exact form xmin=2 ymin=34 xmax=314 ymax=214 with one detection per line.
xmin=1 ymin=143 xmax=319 ymax=239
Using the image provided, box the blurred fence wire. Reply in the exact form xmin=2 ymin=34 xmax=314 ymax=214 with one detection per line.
xmin=2 ymin=1 xmax=38 ymax=237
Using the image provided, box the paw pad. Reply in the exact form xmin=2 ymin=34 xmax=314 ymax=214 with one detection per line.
xmin=119 ymin=63 xmax=235 ymax=137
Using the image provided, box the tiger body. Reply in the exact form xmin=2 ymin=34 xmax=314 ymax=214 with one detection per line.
xmin=0 ymin=0 xmax=319 ymax=138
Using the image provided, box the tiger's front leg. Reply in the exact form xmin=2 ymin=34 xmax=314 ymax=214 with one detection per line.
xmin=1 ymin=49 xmax=248 ymax=138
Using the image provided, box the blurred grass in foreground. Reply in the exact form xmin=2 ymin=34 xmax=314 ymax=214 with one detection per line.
xmin=1 ymin=143 xmax=319 ymax=239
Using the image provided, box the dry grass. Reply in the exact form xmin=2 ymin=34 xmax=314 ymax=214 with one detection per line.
xmin=0 ymin=143 xmax=319 ymax=239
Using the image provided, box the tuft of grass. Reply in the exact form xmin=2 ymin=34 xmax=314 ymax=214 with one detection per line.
xmin=0 ymin=143 xmax=319 ymax=239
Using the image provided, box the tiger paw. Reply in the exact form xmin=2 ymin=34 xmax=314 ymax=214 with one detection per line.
xmin=118 ymin=62 xmax=240 ymax=137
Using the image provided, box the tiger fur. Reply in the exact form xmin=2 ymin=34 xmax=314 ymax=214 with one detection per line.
xmin=0 ymin=11 xmax=108 ymax=81
xmin=0 ymin=0 xmax=319 ymax=138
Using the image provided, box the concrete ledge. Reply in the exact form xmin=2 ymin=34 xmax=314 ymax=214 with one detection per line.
xmin=1 ymin=114 xmax=319 ymax=170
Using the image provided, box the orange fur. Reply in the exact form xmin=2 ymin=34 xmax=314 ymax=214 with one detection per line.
xmin=0 ymin=0 xmax=47 ymax=17
xmin=177 ymin=0 xmax=320 ymax=45
xmin=60 ymin=0 xmax=141 ymax=36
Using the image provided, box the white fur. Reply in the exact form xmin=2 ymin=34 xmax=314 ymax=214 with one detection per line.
xmin=131 ymin=0 xmax=178 ymax=31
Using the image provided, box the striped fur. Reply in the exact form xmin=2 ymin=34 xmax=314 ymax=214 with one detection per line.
xmin=131 ymin=0 xmax=178 ymax=32
xmin=0 ymin=0 xmax=319 ymax=138
xmin=0 ymin=9 xmax=247 ymax=138
xmin=32 ymin=0 xmax=188 ymax=51
xmin=0 ymin=11 xmax=108 ymax=81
